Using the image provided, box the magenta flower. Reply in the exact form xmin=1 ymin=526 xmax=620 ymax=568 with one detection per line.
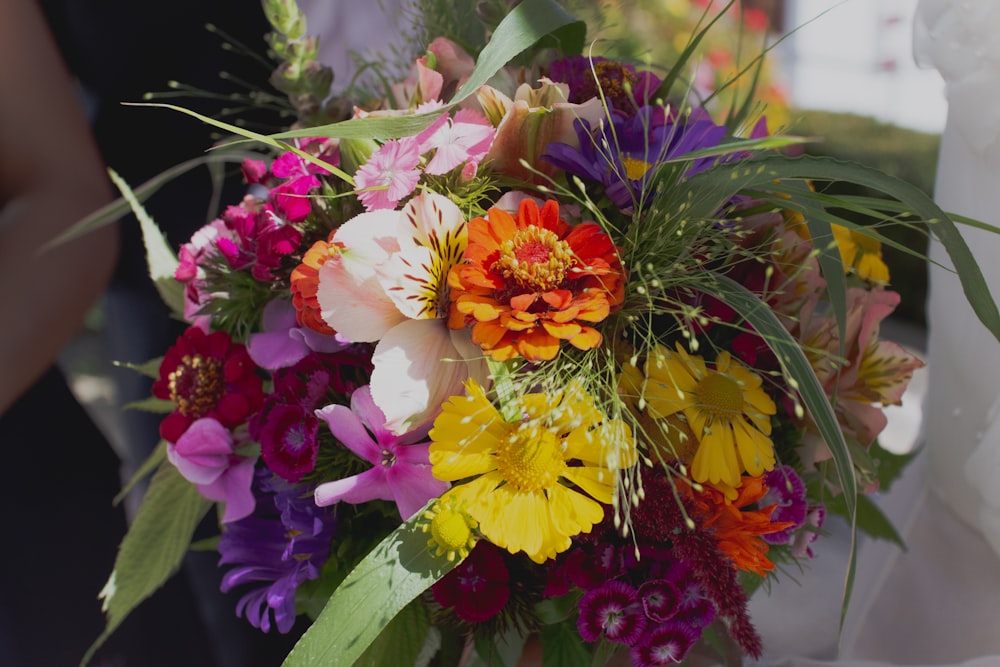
xmin=760 ymin=465 xmax=809 ymax=546
xmin=250 ymin=346 xmax=372 ymax=484
xmin=354 ymin=138 xmax=422 ymax=211
xmin=313 ymin=385 xmax=448 ymax=519
xmin=166 ymin=417 xmax=257 ymax=523
xmin=216 ymin=199 xmax=303 ymax=282
xmin=577 ymin=580 xmax=647 ymax=646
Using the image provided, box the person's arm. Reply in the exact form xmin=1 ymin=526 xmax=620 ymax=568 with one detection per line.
xmin=0 ymin=0 xmax=119 ymax=414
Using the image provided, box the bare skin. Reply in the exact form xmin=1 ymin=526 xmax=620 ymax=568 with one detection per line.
xmin=0 ymin=0 xmax=119 ymax=413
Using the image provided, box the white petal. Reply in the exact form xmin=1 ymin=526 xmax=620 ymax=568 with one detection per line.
xmin=370 ymin=319 xmax=482 ymax=434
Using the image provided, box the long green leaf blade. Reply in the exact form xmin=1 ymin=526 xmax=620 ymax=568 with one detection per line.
xmin=108 ymin=169 xmax=185 ymax=318
xmin=281 ymin=507 xmax=462 ymax=667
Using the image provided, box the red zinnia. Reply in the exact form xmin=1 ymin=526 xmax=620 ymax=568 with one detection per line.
xmin=153 ymin=326 xmax=264 ymax=443
xmin=447 ymin=198 xmax=626 ymax=362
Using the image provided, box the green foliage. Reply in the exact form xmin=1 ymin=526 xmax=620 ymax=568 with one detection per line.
xmin=790 ymin=111 xmax=942 ymax=325
xmin=83 ymin=462 xmax=212 ymax=665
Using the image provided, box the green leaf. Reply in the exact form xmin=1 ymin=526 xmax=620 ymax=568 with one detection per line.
xmin=534 ymin=592 xmax=582 ymax=625
xmin=112 ymin=441 xmax=167 ymax=507
xmin=113 ymin=356 xmax=164 ymax=379
xmin=122 ymin=396 xmax=175 ymax=413
xmin=826 ymin=491 xmax=905 ymax=550
xmin=677 ymin=154 xmax=1000 ymax=343
xmin=469 ymin=629 xmax=527 ymax=667
xmin=281 ymin=505 xmax=462 ymax=667
xmin=448 ymin=0 xmax=584 ymax=106
xmin=354 ymin=600 xmax=434 ymax=667
xmin=540 ymin=620 xmax=591 ymax=667
xmin=42 ymin=149 xmax=264 ymax=250
xmin=871 ymin=440 xmax=921 ymax=492
xmin=699 ymin=274 xmax=857 ymax=627
xmin=82 ymin=462 xmax=212 ymax=666
xmin=107 ymin=169 xmax=185 ymax=318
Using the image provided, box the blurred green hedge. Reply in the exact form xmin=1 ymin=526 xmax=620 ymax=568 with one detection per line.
xmin=788 ymin=110 xmax=941 ymax=326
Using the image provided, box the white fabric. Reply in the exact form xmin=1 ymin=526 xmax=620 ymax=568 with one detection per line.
xmin=913 ymin=0 xmax=1000 ymax=559
xmin=748 ymin=2 xmax=1000 ymax=664
xmin=296 ymin=0 xmax=407 ymax=90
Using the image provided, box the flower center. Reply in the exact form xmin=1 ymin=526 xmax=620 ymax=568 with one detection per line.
xmin=168 ymin=354 xmax=223 ymax=417
xmin=431 ymin=507 xmax=475 ymax=553
xmin=493 ymin=226 xmax=574 ymax=291
xmin=622 ymin=156 xmax=653 ymax=180
xmin=380 ymin=448 xmax=396 ymax=467
xmin=495 ymin=422 xmax=566 ymax=493
xmin=696 ymin=372 xmax=744 ymax=418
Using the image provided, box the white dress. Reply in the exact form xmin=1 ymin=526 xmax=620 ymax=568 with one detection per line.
xmin=751 ymin=2 xmax=1000 ymax=665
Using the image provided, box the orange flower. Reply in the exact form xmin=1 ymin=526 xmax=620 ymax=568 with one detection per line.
xmin=683 ymin=476 xmax=794 ymax=576
xmin=447 ymin=198 xmax=625 ymax=362
xmin=290 ymin=233 xmax=337 ymax=336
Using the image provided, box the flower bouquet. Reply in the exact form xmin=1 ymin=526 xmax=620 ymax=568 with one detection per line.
xmin=75 ymin=0 xmax=1000 ymax=665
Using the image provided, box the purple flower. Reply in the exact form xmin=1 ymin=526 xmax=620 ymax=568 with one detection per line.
xmin=543 ymin=106 xmax=730 ymax=211
xmin=167 ymin=417 xmax=257 ymax=523
xmin=219 ymin=470 xmax=336 ymax=634
xmin=547 ymin=55 xmax=661 ymax=117
xmin=314 ymin=385 xmax=448 ymax=519
xmin=577 ymin=580 xmax=647 ymax=646
xmin=629 ymin=622 xmax=699 ymax=667
xmin=248 ymin=299 xmax=348 ymax=372
xmin=761 ymin=465 xmax=809 ymax=546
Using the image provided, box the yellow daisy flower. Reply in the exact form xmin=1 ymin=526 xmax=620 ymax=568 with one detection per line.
xmin=631 ymin=343 xmax=776 ymax=489
xmin=428 ymin=379 xmax=635 ymax=564
xmin=832 ymin=223 xmax=890 ymax=284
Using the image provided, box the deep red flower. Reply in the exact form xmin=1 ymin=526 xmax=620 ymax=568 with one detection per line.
xmin=153 ymin=326 xmax=264 ymax=443
xmin=432 ymin=541 xmax=510 ymax=623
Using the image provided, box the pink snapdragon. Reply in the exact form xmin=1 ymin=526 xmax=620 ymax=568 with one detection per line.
xmin=167 ymin=417 xmax=257 ymax=523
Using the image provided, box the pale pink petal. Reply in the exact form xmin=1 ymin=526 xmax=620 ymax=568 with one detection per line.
xmin=370 ymin=319 xmax=473 ymax=434
xmin=317 ymin=210 xmax=406 ymax=341
xmin=314 ymin=467 xmax=392 ymax=507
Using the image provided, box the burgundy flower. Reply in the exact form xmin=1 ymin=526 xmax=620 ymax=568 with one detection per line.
xmin=432 ymin=542 xmax=510 ymax=623
xmin=153 ymin=326 xmax=264 ymax=443
xmin=629 ymin=622 xmax=699 ymax=667
xmin=577 ymin=580 xmax=647 ymax=646
xmin=638 ymin=579 xmax=681 ymax=624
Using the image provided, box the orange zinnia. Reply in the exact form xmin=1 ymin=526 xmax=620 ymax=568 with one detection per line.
xmin=682 ymin=476 xmax=794 ymax=576
xmin=447 ymin=198 xmax=625 ymax=361
xmin=290 ymin=233 xmax=337 ymax=336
